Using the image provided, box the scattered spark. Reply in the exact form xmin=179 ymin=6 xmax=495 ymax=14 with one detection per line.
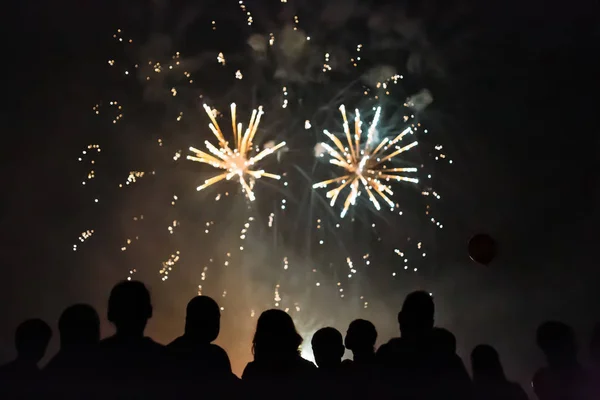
xmin=235 ymin=70 xmax=243 ymax=80
xmin=160 ymin=251 xmax=181 ymax=281
xmin=167 ymin=220 xmax=179 ymax=234
xmin=313 ymin=105 xmax=419 ymax=218
xmin=121 ymin=237 xmax=134 ymax=252
xmin=127 ymin=268 xmax=137 ymax=281
xmin=217 ymin=52 xmax=226 ymax=65
xmin=238 ymin=1 xmax=253 ymax=25
xmin=282 ymin=86 xmax=288 ymax=109
xmin=346 ymin=257 xmax=357 ymax=278
xmin=187 ymin=103 xmax=286 ymax=201
xmin=119 ymin=171 xmax=145 ymax=188
xmin=274 ymin=284 xmax=281 ymax=306
xmin=73 ymin=229 xmax=94 ymax=251
xmin=323 ymin=53 xmax=331 ymax=72
xmin=268 ymin=212 xmax=275 ymax=227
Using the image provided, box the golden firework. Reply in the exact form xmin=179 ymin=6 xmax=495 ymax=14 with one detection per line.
xmin=187 ymin=103 xmax=286 ymax=201
xmin=313 ymin=105 xmax=419 ymax=218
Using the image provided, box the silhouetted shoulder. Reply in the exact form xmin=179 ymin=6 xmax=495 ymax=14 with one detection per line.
xmin=97 ymin=335 xmax=167 ymax=369
xmin=376 ymin=337 xmax=404 ymax=364
xmin=0 ymin=361 xmax=22 ymax=380
xmin=379 ymin=337 xmax=403 ymax=351
xmin=168 ymin=337 xmax=232 ymax=374
xmin=167 ymin=335 xmax=185 ymax=349
xmin=299 ymin=356 xmax=317 ymax=371
xmin=531 ymin=367 xmax=548 ymax=390
xmin=209 ymin=343 xmax=232 ymax=368
xmin=243 ymin=357 xmax=315 ymax=380
xmin=508 ymin=382 xmax=529 ymax=400
xmin=242 ymin=361 xmax=257 ymax=379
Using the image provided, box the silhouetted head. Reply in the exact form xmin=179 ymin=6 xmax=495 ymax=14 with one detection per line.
xmin=431 ymin=327 xmax=456 ymax=354
xmin=536 ymin=321 xmax=578 ymax=366
xmin=252 ymin=309 xmax=302 ymax=362
xmin=591 ymin=322 xmax=600 ymax=364
xmin=15 ymin=319 xmax=52 ymax=363
xmin=345 ymin=319 xmax=377 ymax=356
xmin=471 ymin=344 xmax=506 ymax=382
xmin=184 ymin=296 xmax=220 ymax=343
xmin=398 ymin=291 xmax=434 ymax=339
xmin=107 ymin=280 xmax=152 ymax=336
xmin=312 ymin=327 xmax=344 ymax=368
xmin=59 ymin=304 xmax=100 ymax=350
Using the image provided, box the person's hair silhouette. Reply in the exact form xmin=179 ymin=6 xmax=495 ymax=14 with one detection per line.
xmin=532 ymin=321 xmax=586 ymax=400
xmin=345 ymin=319 xmax=377 ymax=362
xmin=97 ymin=281 xmax=167 ymax=399
xmin=398 ymin=290 xmax=434 ymax=339
xmin=311 ymin=327 xmax=344 ymax=369
xmin=185 ymin=296 xmax=220 ymax=343
xmin=0 ymin=319 xmax=52 ymax=397
xmin=15 ymin=318 xmax=52 ymax=364
xmin=44 ymin=304 xmax=100 ymax=397
xmin=243 ymin=309 xmax=315 ymax=397
xmin=252 ymin=309 xmax=302 ymax=362
xmin=536 ymin=320 xmax=578 ymax=367
xmin=168 ymin=295 xmax=234 ymax=384
xmin=58 ymin=303 xmax=100 ymax=350
xmin=471 ymin=344 xmax=529 ymax=400
xmin=471 ymin=344 xmax=507 ymax=382
xmin=107 ymin=280 xmax=152 ymax=338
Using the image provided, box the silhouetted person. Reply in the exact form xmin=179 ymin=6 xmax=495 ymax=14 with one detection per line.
xmin=311 ymin=327 xmax=348 ymax=398
xmin=342 ymin=319 xmax=379 ymax=398
xmin=0 ymin=318 xmax=52 ymax=397
xmin=590 ymin=323 xmax=600 ymax=397
xmin=44 ymin=304 xmax=100 ymax=396
xmin=169 ymin=296 xmax=236 ymax=396
xmin=95 ymin=280 xmax=168 ymax=398
xmin=532 ymin=321 xmax=589 ymax=400
xmin=242 ymin=309 xmax=315 ymax=398
xmin=377 ymin=291 xmax=472 ymax=399
xmin=312 ymin=327 xmax=344 ymax=370
xmin=471 ymin=344 xmax=528 ymax=400
xmin=590 ymin=322 xmax=600 ymax=367
xmin=344 ymin=319 xmax=377 ymax=365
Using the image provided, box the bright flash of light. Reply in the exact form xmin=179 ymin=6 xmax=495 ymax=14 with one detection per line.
xmin=187 ymin=103 xmax=286 ymax=201
xmin=313 ymin=105 xmax=419 ymax=218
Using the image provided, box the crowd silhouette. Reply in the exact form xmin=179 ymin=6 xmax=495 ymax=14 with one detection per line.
xmin=1 ymin=280 xmax=598 ymax=399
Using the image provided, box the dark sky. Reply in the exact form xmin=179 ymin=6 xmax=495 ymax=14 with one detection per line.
xmin=3 ymin=0 xmax=599 ymax=386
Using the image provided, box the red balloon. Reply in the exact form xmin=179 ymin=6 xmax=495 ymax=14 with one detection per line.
xmin=468 ymin=233 xmax=497 ymax=265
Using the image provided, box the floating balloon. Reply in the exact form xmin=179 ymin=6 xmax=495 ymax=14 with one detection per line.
xmin=468 ymin=233 xmax=497 ymax=265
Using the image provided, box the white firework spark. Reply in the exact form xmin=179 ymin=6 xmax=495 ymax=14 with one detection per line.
xmin=313 ymin=105 xmax=419 ymax=217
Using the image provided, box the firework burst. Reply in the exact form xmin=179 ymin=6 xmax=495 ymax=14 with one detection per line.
xmin=313 ymin=105 xmax=419 ymax=218
xmin=187 ymin=103 xmax=286 ymax=201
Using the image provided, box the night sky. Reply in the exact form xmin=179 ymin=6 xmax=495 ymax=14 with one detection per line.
xmin=3 ymin=0 xmax=599 ymax=389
